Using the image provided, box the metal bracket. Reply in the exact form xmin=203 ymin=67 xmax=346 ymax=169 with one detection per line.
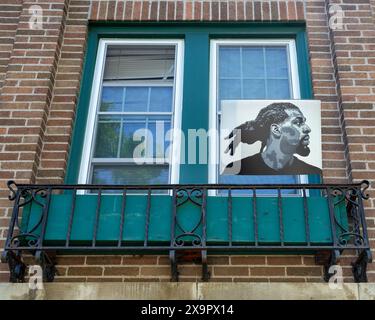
xmin=169 ymin=250 xmax=210 ymax=282
xmin=201 ymin=250 xmax=210 ymax=281
xmin=1 ymin=250 xmax=26 ymax=283
xmin=35 ymin=250 xmax=57 ymax=282
xmin=322 ymin=250 xmax=341 ymax=282
xmin=352 ymin=250 xmax=372 ymax=283
xmin=170 ymin=250 xmax=179 ymax=282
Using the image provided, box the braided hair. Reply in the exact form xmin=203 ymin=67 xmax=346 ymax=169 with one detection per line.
xmin=226 ymin=102 xmax=301 ymax=155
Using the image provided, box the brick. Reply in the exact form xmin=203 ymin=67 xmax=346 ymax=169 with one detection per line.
xmin=159 ymin=1 xmax=167 ymax=20
xmin=236 ymin=1 xmax=244 ymax=20
xmin=185 ymin=1 xmax=192 ymax=20
xmin=246 ymin=1 xmax=254 ymax=21
xmin=231 ymin=256 xmax=266 ymax=265
xmin=141 ymin=266 xmax=171 ymax=276
xmin=267 ymin=256 xmax=302 ymax=265
xmin=122 ymin=256 xmax=158 ymax=265
xmin=286 ymin=267 xmax=322 ymax=277
xmin=262 ymin=2 xmax=270 ymax=20
xmin=55 ymin=256 xmax=86 ymax=265
xmin=254 ymin=1 xmax=261 ymax=20
xmin=68 ymin=267 xmax=103 ymax=276
xmin=251 ymin=267 xmax=285 ymax=276
xmin=168 ymin=1 xmax=175 ymax=20
xmin=220 ymin=1 xmax=227 ymax=20
xmin=214 ymin=266 xmax=249 ymax=276
xmin=141 ymin=1 xmax=149 ymax=20
xmin=103 ymin=267 xmax=139 ymax=276
xmin=211 ymin=1 xmax=219 ymax=21
xmin=86 ymin=256 xmax=122 ymax=265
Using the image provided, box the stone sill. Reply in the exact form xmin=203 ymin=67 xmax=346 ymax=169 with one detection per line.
xmin=0 ymin=283 xmax=374 ymax=300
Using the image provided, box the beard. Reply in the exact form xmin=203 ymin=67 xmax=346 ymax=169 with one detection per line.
xmin=296 ymin=141 xmax=311 ymax=157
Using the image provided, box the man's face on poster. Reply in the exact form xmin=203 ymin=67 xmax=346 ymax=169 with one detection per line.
xmin=277 ymin=108 xmax=311 ymax=157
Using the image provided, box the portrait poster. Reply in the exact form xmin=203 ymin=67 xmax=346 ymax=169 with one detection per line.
xmin=220 ymin=100 xmax=322 ymax=176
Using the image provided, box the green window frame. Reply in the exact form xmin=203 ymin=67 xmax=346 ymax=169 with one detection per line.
xmin=66 ymin=22 xmax=321 ymax=186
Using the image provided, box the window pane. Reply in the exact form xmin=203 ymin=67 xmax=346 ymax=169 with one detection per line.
xmin=219 ymin=47 xmax=241 ymax=78
xmin=100 ymin=87 xmax=123 ymax=112
xmin=148 ymin=117 xmax=171 ymax=158
xmin=91 ymin=165 xmax=169 ymax=185
xmin=265 ymin=47 xmax=289 ymax=78
xmin=220 ymin=79 xmax=241 ymax=100
xmin=267 ymin=79 xmax=290 ymax=99
xmin=242 ymin=47 xmax=264 ymax=78
xmin=243 ymin=79 xmax=266 ymax=99
xmin=149 ymin=87 xmax=173 ymax=112
xmin=94 ymin=120 xmax=121 ymax=158
xmin=120 ymin=120 xmax=146 ymax=158
xmin=124 ymin=87 xmax=149 ymax=112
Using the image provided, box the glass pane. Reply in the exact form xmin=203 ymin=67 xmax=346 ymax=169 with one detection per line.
xmin=242 ymin=47 xmax=265 ymax=78
xmin=219 ymin=47 xmax=241 ymax=78
xmin=120 ymin=120 xmax=146 ymax=158
xmin=265 ymin=47 xmax=289 ymax=78
xmin=149 ymin=87 xmax=173 ymax=112
xmin=91 ymin=165 xmax=169 ymax=185
xmin=94 ymin=120 xmax=121 ymax=158
xmin=219 ymin=79 xmax=241 ymax=100
xmin=243 ymin=79 xmax=266 ymax=99
xmin=100 ymin=87 xmax=123 ymax=112
xmin=267 ymin=79 xmax=290 ymax=99
xmin=148 ymin=117 xmax=171 ymax=158
xmin=124 ymin=87 xmax=149 ymax=112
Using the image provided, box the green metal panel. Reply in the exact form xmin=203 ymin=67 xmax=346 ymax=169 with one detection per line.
xmin=179 ymin=32 xmax=210 ymax=183
xmin=24 ymin=194 xmax=347 ymax=246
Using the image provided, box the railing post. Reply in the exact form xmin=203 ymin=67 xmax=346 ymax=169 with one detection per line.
xmin=170 ymin=187 xmax=178 ymax=281
xmin=201 ymin=188 xmax=210 ymax=281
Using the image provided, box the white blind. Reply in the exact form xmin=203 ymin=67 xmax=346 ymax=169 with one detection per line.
xmin=103 ymin=46 xmax=175 ymax=80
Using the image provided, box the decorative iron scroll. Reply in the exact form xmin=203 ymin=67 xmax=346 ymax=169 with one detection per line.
xmin=173 ymin=188 xmax=204 ymax=248
xmin=6 ymin=181 xmax=49 ymax=250
xmin=330 ymin=180 xmax=370 ymax=248
xmin=3 ymin=181 xmax=56 ymax=282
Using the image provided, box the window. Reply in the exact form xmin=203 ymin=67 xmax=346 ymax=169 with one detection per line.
xmin=67 ymin=25 xmax=315 ymax=188
xmin=209 ymin=39 xmax=308 ymax=194
xmin=78 ymin=39 xmax=184 ymax=186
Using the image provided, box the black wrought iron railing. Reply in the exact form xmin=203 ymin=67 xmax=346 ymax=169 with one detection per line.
xmin=1 ymin=180 xmax=372 ymax=283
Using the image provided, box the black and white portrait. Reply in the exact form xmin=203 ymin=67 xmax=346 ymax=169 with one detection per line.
xmin=221 ymin=100 xmax=322 ymax=176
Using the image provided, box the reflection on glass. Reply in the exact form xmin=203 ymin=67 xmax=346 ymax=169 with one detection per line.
xmin=220 ymin=79 xmax=241 ymax=100
xmin=266 ymin=47 xmax=289 ymax=78
xmin=267 ymin=79 xmax=290 ymax=99
xmin=100 ymin=87 xmax=123 ymax=112
xmin=92 ymin=165 xmax=169 ymax=185
xmin=243 ymin=79 xmax=266 ymax=99
xmin=149 ymin=87 xmax=173 ymax=112
xmin=124 ymin=87 xmax=149 ymax=112
xmin=242 ymin=47 xmax=264 ymax=77
xmin=94 ymin=121 xmax=120 ymax=157
xmin=219 ymin=47 xmax=241 ymax=78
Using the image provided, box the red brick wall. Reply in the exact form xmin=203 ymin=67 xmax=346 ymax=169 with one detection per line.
xmin=0 ymin=0 xmax=374 ymax=283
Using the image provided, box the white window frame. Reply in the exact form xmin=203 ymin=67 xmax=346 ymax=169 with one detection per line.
xmin=208 ymin=39 xmax=308 ymax=188
xmin=78 ymin=39 xmax=184 ymax=186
